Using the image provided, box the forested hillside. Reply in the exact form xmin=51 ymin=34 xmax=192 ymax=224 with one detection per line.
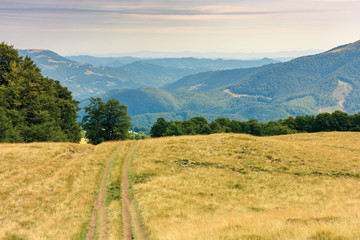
xmin=100 ymin=40 xmax=360 ymax=127
xmin=16 ymin=41 xmax=360 ymax=129
xmin=20 ymin=50 xmax=278 ymax=100
xmin=162 ymin=64 xmax=275 ymax=92
xmin=18 ymin=49 xmax=143 ymax=100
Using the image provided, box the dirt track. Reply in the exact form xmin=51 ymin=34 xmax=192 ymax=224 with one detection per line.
xmin=86 ymin=144 xmax=123 ymax=240
xmin=85 ymin=142 xmax=148 ymax=240
xmin=121 ymin=142 xmax=149 ymax=240
xmin=121 ymin=144 xmax=135 ymax=240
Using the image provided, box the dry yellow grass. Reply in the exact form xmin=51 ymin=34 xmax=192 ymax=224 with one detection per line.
xmin=2 ymin=132 xmax=360 ymax=239
xmin=107 ymin=141 xmax=134 ymax=240
xmin=0 ymin=141 xmax=121 ymax=240
xmin=131 ymin=132 xmax=360 ymax=240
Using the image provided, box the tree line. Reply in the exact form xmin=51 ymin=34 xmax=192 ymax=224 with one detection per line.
xmin=150 ymin=110 xmax=360 ymax=137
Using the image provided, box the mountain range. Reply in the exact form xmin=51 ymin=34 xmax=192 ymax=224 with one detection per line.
xmin=18 ymin=50 xmax=278 ymax=100
xmin=20 ymin=41 xmax=360 ymax=127
xmin=95 ymin=40 xmax=360 ymax=127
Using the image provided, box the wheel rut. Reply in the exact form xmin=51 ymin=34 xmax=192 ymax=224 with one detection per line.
xmin=121 ymin=142 xmax=149 ymax=240
xmin=86 ymin=144 xmax=123 ymax=240
xmin=84 ymin=141 xmax=148 ymax=240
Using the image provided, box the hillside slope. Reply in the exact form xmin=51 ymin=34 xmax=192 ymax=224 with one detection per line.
xmin=2 ymin=133 xmax=360 ymax=239
xmin=18 ymin=49 xmax=143 ymax=100
xmin=130 ymin=132 xmax=360 ymax=239
xmin=101 ymin=40 xmax=360 ymax=127
xmin=227 ymin=40 xmax=360 ymax=111
xmin=162 ymin=64 xmax=275 ymax=92
xmin=21 ymin=50 xmax=278 ymax=100
xmin=0 ymin=141 xmax=126 ymax=239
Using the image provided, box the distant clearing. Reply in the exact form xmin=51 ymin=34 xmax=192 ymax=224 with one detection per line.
xmin=224 ymin=89 xmax=252 ymax=98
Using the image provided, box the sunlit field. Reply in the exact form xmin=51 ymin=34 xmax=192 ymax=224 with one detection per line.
xmin=131 ymin=132 xmax=360 ymax=240
xmin=1 ymin=132 xmax=360 ymax=239
xmin=0 ymin=141 xmax=121 ymax=240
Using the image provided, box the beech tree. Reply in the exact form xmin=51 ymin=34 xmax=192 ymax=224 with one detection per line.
xmin=150 ymin=117 xmax=169 ymax=137
xmin=0 ymin=42 xmax=81 ymax=142
xmin=81 ymin=97 xmax=131 ymax=144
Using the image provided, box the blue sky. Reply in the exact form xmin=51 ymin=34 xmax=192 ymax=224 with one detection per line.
xmin=1 ymin=0 xmax=360 ymax=56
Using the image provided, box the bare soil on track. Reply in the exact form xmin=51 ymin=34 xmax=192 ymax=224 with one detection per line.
xmin=86 ymin=145 xmax=122 ymax=240
xmin=121 ymin=142 xmax=149 ymax=240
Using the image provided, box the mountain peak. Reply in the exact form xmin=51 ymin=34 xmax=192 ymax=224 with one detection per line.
xmin=25 ymin=49 xmax=48 ymax=53
xmin=328 ymin=40 xmax=360 ymax=53
xmin=343 ymin=40 xmax=360 ymax=51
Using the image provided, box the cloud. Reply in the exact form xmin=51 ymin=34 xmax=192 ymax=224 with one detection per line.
xmin=0 ymin=6 xmax=315 ymax=16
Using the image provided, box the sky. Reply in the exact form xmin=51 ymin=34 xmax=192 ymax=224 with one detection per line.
xmin=1 ymin=0 xmax=360 ymax=56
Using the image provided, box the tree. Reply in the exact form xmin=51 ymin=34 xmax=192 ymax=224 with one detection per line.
xmin=330 ymin=110 xmax=350 ymax=131
xmin=229 ymin=120 xmax=245 ymax=133
xmin=210 ymin=118 xmax=231 ymax=133
xmin=150 ymin=117 xmax=169 ymax=137
xmin=82 ymin=97 xmax=131 ymax=144
xmin=262 ymin=121 xmax=297 ymax=136
xmin=182 ymin=116 xmax=209 ymax=135
xmin=165 ymin=121 xmax=184 ymax=136
xmin=0 ymin=42 xmax=81 ymax=143
xmin=314 ymin=113 xmax=332 ymax=132
xmin=244 ymin=119 xmax=263 ymax=136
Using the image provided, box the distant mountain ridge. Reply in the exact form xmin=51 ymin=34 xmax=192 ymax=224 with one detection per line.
xmin=19 ymin=49 xmax=279 ymax=100
xmin=19 ymin=41 xmax=360 ymax=128
xmin=18 ymin=49 xmax=142 ymax=99
xmin=94 ymin=40 xmax=360 ymax=127
xmin=162 ymin=64 xmax=275 ymax=92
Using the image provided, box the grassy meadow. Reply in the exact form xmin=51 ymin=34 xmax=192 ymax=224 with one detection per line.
xmin=131 ymin=132 xmax=360 ymax=240
xmin=1 ymin=132 xmax=360 ymax=240
xmin=0 ymin=141 xmax=124 ymax=240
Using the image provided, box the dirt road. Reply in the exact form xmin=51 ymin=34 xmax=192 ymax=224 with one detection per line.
xmin=86 ymin=144 xmax=123 ymax=240
xmin=121 ymin=142 xmax=149 ymax=240
xmin=85 ymin=141 xmax=148 ymax=240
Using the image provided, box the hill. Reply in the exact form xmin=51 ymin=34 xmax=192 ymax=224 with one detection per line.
xmin=100 ymin=40 xmax=360 ymax=127
xmin=227 ymin=40 xmax=360 ymax=113
xmin=162 ymin=64 xmax=274 ymax=92
xmin=119 ymin=61 xmax=200 ymax=87
xmin=18 ymin=49 xmax=143 ymax=100
xmin=144 ymin=57 xmax=279 ymax=70
xmin=22 ymin=50 xmax=278 ymax=100
xmin=95 ymin=85 xmax=317 ymax=127
xmin=1 ymin=132 xmax=360 ymax=239
xmin=67 ymin=55 xmax=279 ymax=71
xmin=66 ymin=55 xmax=139 ymax=67
xmin=130 ymin=132 xmax=360 ymax=239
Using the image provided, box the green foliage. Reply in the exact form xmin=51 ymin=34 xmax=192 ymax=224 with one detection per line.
xmin=107 ymin=180 xmax=122 ymax=202
xmin=150 ymin=110 xmax=360 ymax=138
xmin=21 ymin=51 xmax=277 ymax=100
xmin=0 ymin=42 xmax=81 ymax=143
xmin=150 ymin=117 xmax=169 ymax=137
xmin=96 ymin=41 xmax=360 ymax=129
xmin=81 ymin=97 xmax=131 ymax=144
